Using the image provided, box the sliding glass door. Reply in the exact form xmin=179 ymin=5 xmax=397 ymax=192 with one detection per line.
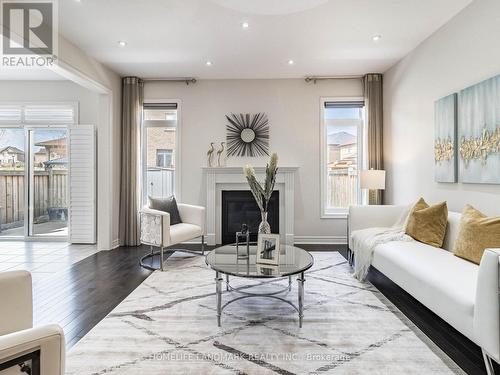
xmin=29 ymin=128 xmax=68 ymax=237
xmin=0 ymin=128 xmax=26 ymax=237
xmin=0 ymin=127 xmax=68 ymax=239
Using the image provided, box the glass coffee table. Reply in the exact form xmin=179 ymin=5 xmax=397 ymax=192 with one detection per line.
xmin=205 ymin=243 xmax=314 ymax=327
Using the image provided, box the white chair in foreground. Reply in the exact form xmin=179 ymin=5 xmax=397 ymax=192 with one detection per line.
xmin=0 ymin=271 xmax=65 ymax=375
xmin=140 ymin=203 xmax=206 ymax=271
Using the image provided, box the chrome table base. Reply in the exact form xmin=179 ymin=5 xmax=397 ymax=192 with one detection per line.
xmin=214 ymin=272 xmax=306 ymax=328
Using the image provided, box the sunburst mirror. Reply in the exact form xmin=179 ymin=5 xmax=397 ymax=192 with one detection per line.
xmin=226 ymin=113 xmax=269 ymax=157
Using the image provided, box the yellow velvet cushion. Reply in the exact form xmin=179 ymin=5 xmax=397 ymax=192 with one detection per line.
xmin=453 ymin=205 xmax=500 ymax=264
xmin=405 ymin=197 xmax=448 ymax=248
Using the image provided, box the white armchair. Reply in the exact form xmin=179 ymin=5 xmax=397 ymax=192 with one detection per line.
xmin=0 ymin=271 xmax=65 ymax=375
xmin=140 ymin=203 xmax=206 ymax=271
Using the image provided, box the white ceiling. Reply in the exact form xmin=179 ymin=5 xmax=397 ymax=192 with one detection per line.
xmin=58 ymin=0 xmax=472 ymax=79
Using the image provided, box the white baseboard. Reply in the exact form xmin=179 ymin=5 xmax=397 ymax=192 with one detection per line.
xmin=111 ymin=238 xmax=121 ymax=249
xmin=294 ymin=235 xmax=347 ymax=245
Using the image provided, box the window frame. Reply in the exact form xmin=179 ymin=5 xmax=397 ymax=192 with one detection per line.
xmin=156 ymin=148 xmax=173 ymax=168
xmin=141 ymin=99 xmax=181 ymax=206
xmin=320 ymin=97 xmax=365 ymax=219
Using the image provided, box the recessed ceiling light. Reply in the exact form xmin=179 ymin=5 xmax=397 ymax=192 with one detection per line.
xmin=372 ymin=34 xmax=382 ymax=42
xmin=206 ymin=61 xmax=213 ymax=66
xmin=288 ymin=59 xmax=295 ymax=65
xmin=118 ymin=41 xmax=127 ymax=47
xmin=242 ymin=22 xmax=249 ymax=29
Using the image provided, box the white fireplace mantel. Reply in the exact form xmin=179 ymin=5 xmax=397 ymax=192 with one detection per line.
xmin=203 ymin=167 xmax=298 ymax=246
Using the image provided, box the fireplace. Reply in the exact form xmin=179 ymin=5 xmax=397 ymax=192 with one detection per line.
xmin=204 ymin=166 xmax=297 ymax=245
xmin=221 ymin=190 xmax=279 ymax=245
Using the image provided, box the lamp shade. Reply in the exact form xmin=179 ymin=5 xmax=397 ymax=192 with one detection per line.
xmin=360 ymin=169 xmax=386 ymax=190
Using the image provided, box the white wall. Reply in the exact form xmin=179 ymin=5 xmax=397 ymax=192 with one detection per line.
xmin=145 ymin=78 xmax=363 ymax=242
xmin=56 ymin=36 xmax=122 ymax=250
xmin=384 ymin=0 xmax=500 ymax=215
xmin=0 ymin=80 xmax=99 ymax=124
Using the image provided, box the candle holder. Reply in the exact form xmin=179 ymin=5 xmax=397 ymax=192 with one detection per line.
xmin=236 ymin=224 xmax=250 ymax=259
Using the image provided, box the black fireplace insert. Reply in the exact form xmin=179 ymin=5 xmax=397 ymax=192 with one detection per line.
xmin=221 ymin=190 xmax=279 ymax=245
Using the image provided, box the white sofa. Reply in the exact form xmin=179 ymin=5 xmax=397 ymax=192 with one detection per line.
xmin=0 ymin=271 xmax=65 ymax=375
xmin=349 ymin=205 xmax=499 ymax=375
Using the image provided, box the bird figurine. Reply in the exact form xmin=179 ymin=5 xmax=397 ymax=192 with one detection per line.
xmin=217 ymin=142 xmax=225 ymax=167
xmin=207 ymin=143 xmax=215 ymax=167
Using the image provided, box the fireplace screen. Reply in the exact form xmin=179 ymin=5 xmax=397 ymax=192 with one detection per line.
xmin=221 ymin=190 xmax=279 ymax=245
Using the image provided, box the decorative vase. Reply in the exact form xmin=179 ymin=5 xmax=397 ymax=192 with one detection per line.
xmin=258 ymin=211 xmax=271 ymax=234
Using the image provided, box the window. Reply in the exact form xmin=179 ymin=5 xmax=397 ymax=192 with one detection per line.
xmin=156 ymin=149 xmax=173 ymax=168
xmin=142 ymin=102 xmax=179 ymax=202
xmin=320 ymin=98 xmax=365 ymax=217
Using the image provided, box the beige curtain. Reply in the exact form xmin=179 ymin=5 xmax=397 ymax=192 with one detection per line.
xmin=363 ymin=73 xmax=384 ymax=205
xmin=119 ymin=77 xmax=143 ymax=246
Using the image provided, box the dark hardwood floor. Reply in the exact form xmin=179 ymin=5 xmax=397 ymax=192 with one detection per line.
xmin=32 ymin=243 xmax=494 ymax=375
xmin=34 ymin=245 xmax=153 ymax=347
xmin=33 ymin=243 xmax=217 ymax=348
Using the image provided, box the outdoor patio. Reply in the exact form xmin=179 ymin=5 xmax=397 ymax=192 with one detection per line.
xmin=0 ymin=221 xmax=68 ymax=237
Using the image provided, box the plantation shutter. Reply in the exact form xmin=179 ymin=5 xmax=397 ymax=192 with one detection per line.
xmin=24 ymin=104 xmax=76 ymax=124
xmin=68 ymin=125 xmax=96 ymax=244
xmin=0 ymin=105 xmax=22 ymax=123
xmin=0 ymin=103 xmax=77 ymax=125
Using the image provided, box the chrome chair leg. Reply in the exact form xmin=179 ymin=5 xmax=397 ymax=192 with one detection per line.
xmin=140 ymin=238 xmax=206 ymax=272
xmin=483 ymin=349 xmax=495 ymax=375
xmin=160 ymin=247 xmax=164 ymax=272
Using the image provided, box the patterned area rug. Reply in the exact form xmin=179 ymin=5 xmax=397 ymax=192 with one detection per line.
xmin=66 ymin=251 xmax=464 ymax=374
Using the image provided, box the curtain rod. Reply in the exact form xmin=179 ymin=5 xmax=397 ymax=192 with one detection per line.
xmin=305 ymin=75 xmax=362 ymax=84
xmin=143 ymin=78 xmax=197 ymax=85
xmin=142 ymin=76 xmax=362 ymax=84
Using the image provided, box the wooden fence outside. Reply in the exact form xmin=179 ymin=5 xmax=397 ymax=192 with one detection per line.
xmin=0 ymin=170 xmax=68 ymax=226
xmin=327 ymin=170 xmax=358 ymax=208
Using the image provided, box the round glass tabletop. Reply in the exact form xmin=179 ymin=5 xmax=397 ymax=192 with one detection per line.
xmin=205 ymin=243 xmax=314 ymax=278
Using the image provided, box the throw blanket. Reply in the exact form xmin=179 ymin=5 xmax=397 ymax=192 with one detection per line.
xmin=352 ymin=228 xmax=413 ymax=281
xmin=351 ymin=206 xmax=413 ymax=281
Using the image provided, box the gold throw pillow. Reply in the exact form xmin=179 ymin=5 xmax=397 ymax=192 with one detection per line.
xmin=405 ymin=198 xmax=448 ymax=248
xmin=453 ymin=205 xmax=500 ymax=264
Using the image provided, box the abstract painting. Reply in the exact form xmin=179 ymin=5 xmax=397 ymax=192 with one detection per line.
xmin=458 ymin=74 xmax=500 ymax=184
xmin=226 ymin=113 xmax=269 ymax=157
xmin=434 ymin=93 xmax=457 ymax=183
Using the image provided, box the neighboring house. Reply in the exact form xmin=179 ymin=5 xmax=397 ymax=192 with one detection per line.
xmin=34 ymin=138 xmax=67 ymax=161
xmin=327 ymin=131 xmax=357 ymax=171
xmin=34 ymin=147 xmax=48 ymax=167
xmin=146 ymin=128 xmax=176 ymax=168
xmin=0 ymin=146 xmax=25 ymax=167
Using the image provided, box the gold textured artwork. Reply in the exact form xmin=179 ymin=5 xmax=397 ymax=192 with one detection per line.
xmin=459 ymin=125 xmax=500 ymax=166
xmin=434 ymin=137 xmax=454 ymax=163
xmin=434 ymin=93 xmax=457 ymax=182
